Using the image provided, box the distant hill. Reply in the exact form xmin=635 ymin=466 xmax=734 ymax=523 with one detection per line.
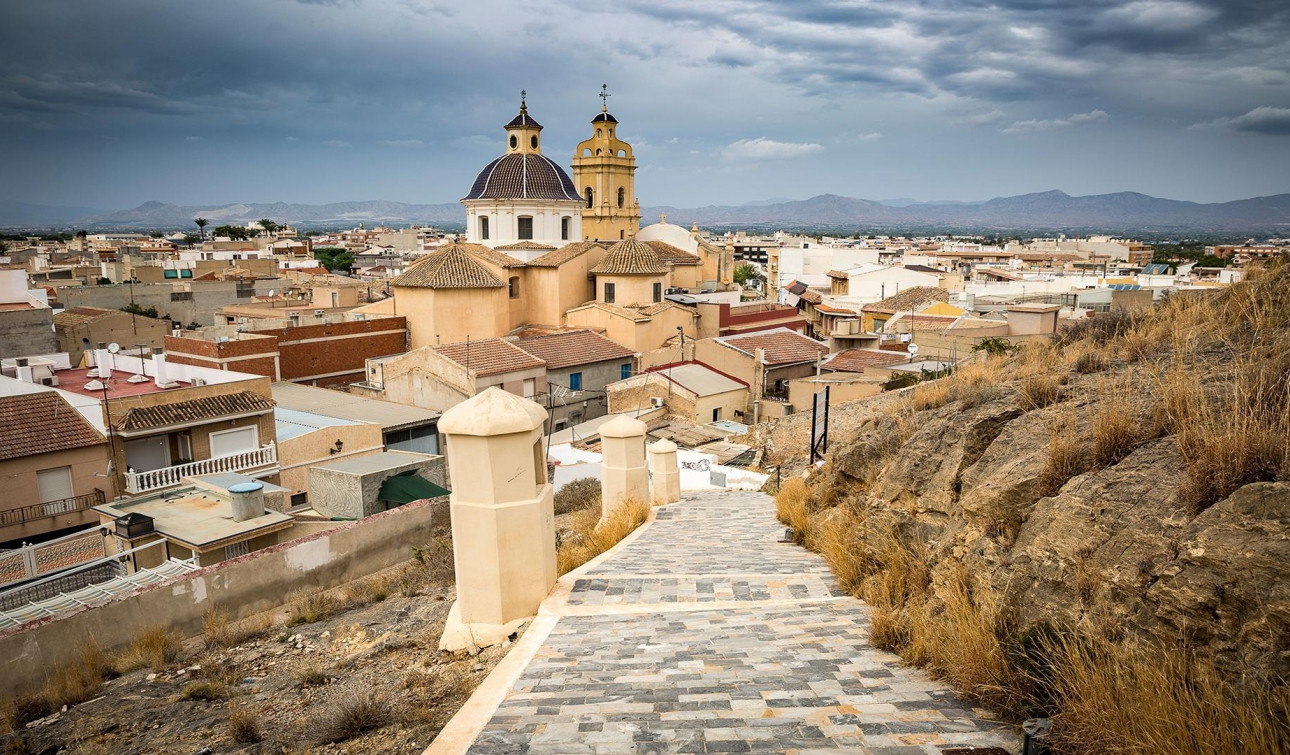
xmin=642 ymin=191 xmax=1290 ymax=233
xmin=3 ymin=190 xmax=1288 ymax=234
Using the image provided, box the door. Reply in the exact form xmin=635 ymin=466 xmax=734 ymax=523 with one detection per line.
xmin=209 ymin=426 xmax=258 ymax=458
xmin=124 ymin=436 xmax=170 ymax=472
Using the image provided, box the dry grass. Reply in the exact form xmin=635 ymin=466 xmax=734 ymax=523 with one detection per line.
xmin=1037 ymin=412 xmax=1087 ymax=497
xmin=555 ymin=497 xmax=651 ymax=575
xmin=286 ymin=589 xmax=341 ymax=627
xmin=410 ymin=535 xmax=455 ymax=585
xmin=910 ymin=378 xmax=954 ymax=411
xmin=554 ymin=477 xmax=601 ymax=515
xmin=1017 ymin=372 xmax=1063 ymax=410
xmin=311 ymin=691 xmax=393 ymax=745
xmin=1090 ymin=387 xmax=1141 ymax=469
xmin=180 ymin=681 xmax=228 ymax=701
xmin=1040 ymin=633 xmax=1290 ymax=754
xmin=296 ymin=665 xmax=329 ymax=687
xmin=201 ymin=608 xmax=270 ymax=650
xmin=112 ymin=626 xmax=182 ymax=673
xmin=773 ymin=477 xmax=813 ymax=545
xmin=812 ymin=504 xmax=867 ymax=594
xmin=228 ymin=704 xmax=263 ymax=744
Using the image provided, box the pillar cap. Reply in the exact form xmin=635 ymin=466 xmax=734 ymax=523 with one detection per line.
xmin=648 ymin=438 xmax=677 ymax=453
xmin=439 ymin=386 xmax=548 ymax=437
xmin=599 ymin=414 xmax=648 ymax=438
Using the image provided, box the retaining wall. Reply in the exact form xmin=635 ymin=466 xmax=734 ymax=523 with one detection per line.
xmin=0 ymin=498 xmax=449 ymax=699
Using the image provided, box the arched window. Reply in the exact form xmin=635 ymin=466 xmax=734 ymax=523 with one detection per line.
xmin=479 ymin=216 xmax=489 ymax=240
xmin=617 ymin=187 xmax=625 ymax=208
xmin=509 ymin=135 xmax=517 ymax=149
xmin=597 ymin=128 xmax=602 ymax=137
xmin=585 ymin=187 xmax=593 ymax=208
xmin=508 ymin=276 xmax=520 ymax=299
xmin=595 ymin=148 xmax=602 ymax=155
xmin=517 ymin=216 xmax=533 ymax=240
xmin=530 ymin=135 xmax=538 ymax=149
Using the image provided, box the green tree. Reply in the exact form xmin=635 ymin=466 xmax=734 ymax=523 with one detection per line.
xmin=183 ymin=233 xmax=201 ymax=246
xmin=0 ymin=240 xmax=7 ymax=254
xmin=121 ymin=302 xmax=160 ymax=319
xmin=194 ymin=217 xmax=208 ymax=240
xmin=313 ymin=247 xmax=354 ymax=272
xmin=258 ymin=219 xmax=279 ymax=236
xmin=733 ymin=262 xmax=764 ymax=287
xmin=214 ymin=224 xmax=251 ymax=240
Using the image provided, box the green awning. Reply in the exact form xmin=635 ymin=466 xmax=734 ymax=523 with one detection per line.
xmin=378 ymin=471 xmax=449 ymax=505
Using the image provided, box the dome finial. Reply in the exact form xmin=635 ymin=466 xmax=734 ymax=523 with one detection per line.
xmin=520 ymin=89 xmax=527 ymax=113
xmin=599 ymin=84 xmax=611 ymax=113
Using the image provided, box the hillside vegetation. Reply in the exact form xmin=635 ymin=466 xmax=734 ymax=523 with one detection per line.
xmin=779 ymin=262 xmax=1290 ymax=753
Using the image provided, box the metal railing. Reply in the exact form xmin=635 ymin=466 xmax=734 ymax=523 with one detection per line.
xmin=124 ymin=442 xmax=277 ymax=494
xmin=0 ymin=490 xmax=106 ymax=528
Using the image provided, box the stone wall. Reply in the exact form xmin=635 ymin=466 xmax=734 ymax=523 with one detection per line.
xmin=0 ymin=308 xmax=56 ymax=357
xmin=0 ymin=497 xmax=450 ymax=699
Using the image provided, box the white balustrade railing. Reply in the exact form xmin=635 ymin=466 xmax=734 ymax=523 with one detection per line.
xmin=124 ymin=443 xmax=277 ymax=495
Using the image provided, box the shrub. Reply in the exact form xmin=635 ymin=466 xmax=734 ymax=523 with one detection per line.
xmin=114 ymin=626 xmax=182 ymax=673
xmin=554 ymin=477 xmax=602 ymax=515
xmin=313 ymin=692 xmax=393 ymax=744
xmin=410 ymin=536 xmax=455 ymax=585
xmin=296 ymin=665 xmax=329 ymax=687
xmin=973 ymin=337 xmax=1016 ymax=356
xmin=181 ymin=681 xmax=227 ymax=701
xmin=1017 ymin=372 xmax=1062 ymax=410
xmin=555 ymin=497 xmax=650 ymax=575
xmin=773 ymin=478 xmax=812 ymax=544
xmin=1037 ymin=414 xmax=1087 ymax=498
xmin=228 ymin=705 xmax=263 ymax=744
xmin=286 ymin=590 xmax=340 ymax=627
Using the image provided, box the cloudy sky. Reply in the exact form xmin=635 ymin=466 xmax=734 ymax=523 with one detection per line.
xmin=2 ymin=0 xmax=1288 ymax=210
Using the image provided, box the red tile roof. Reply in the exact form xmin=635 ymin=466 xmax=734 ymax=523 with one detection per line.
xmin=512 ymin=330 xmax=634 ymax=370
xmin=115 ymin=391 xmax=275 ymax=433
xmin=0 ymin=392 xmax=105 ymax=461
xmin=435 ymin=338 xmax=545 ymax=376
xmin=719 ymin=328 xmax=828 ymax=365
xmin=821 ymin=349 xmax=908 ymax=374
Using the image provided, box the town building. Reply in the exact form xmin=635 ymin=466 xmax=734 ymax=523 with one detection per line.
xmin=53 ymin=306 xmax=174 ymax=365
xmin=0 ymin=270 xmax=56 ymax=357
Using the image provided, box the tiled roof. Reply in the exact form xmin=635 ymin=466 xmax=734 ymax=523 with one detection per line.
xmin=825 ymin=270 xmax=849 ymax=280
xmin=0 ymin=392 xmax=105 ymax=461
xmin=719 ymin=328 xmax=828 ymax=366
xmin=461 ymin=244 xmax=525 ymax=269
xmin=798 ymin=289 xmax=823 ymax=304
xmin=513 ymin=330 xmax=634 ymax=370
xmin=821 ymin=349 xmax=908 ymax=374
xmin=388 ymin=244 xmax=505 ymax=289
xmin=590 ymin=238 xmax=668 ymax=275
xmin=567 ymin=301 xmax=650 ymax=322
xmin=115 ymin=390 xmax=275 ymax=433
xmin=505 ymin=105 xmax=543 ymax=130
xmin=527 ymin=241 xmax=604 ymax=268
xmin=53 ymin=306 xmax=117 ymax=327
xmin=463 ymin=153 xmax=580 ymax=202
xmin=862 ymin=286 xmax=949 ymax=314
xmin=629 ymin=302 xmax=688 ymax=317
xmin=641 ymin=241 xmax=700 ymax=266
xmin=435 ymin=338 xmax=545 ymax=377
xmin=495 ymin=241 xmax=557 ymax=252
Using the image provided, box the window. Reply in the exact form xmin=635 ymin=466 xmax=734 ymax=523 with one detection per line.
xmin=508 ymin=276 xmax=520 ymax=299
xmin=331 ymin=291 xmax=339 ymax=307
xmin=509 ymin=135 xmax=518 ymax=149
xmin=620 ymin=230 xmax=625 ymax=239
xmin=617 ymin=187 xmax=625 ymax=208
xmin=653 ymin=282 xmax=662 ymax=302
xmin=712 ymin=407 xmax=721 ymax=422
xmin=522 ymin=378 xmax=535 ymax=398
xmin=224 ymin=540 xmax=250 ymax=560
xmin=36 ymin=466 xmax=73 ymax=505
xmin=517 ymin=216 xmax=533 ymax=240
xmin=603 ymin=282 xmax=615 ymax=303
xmin=585 ymin=187 xmax=594 ymax=208
xmin=561 ymin=216 xmax=570 ymax=241
xmin=621 ymin=363 xmax=631 ymax=380
xmin=209 ymin=426 xmax=258 ymax=458
xmin=569 ymin=372 xmax=583 ymax=391
xmin=479 ymin=216 xmax=489 ymax=240
xmin=530 ymin=135 xmax=538 ymax=149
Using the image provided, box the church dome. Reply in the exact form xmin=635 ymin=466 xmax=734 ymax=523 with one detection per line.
xmin=591 ymin=111 xmax=618 ymax=124
xmin=463 ymin=153 xmax=581 ymax=202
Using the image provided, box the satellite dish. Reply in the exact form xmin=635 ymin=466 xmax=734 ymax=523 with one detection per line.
xmin=107 ymin=342 xmax=121 ymax=354
xmin=907 ymin=343 xmax=919 ymax=356
xmin=268 ymin=289 xmax=276 ymax=297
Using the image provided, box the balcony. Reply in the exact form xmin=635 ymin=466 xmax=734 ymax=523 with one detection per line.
xmin=124 ymin=443 xmax=278 ymax=495
xmin=0 ymin=490 xmax=107 ymax=528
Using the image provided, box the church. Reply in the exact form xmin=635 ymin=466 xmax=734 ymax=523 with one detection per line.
xmin=380 ymin=92 xmax=735 ymax=353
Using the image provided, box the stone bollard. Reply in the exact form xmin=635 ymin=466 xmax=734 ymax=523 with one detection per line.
xmin=647 ymin=439 xmax=681 ymax=505
xmin=437 ymin=387 xmax=556 ymax=653
xmin=599 ymin=414 xmax=649 ymax=520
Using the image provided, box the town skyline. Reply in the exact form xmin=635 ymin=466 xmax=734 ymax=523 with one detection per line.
xmin=2 ymin=0 xmax=1288 ymax=210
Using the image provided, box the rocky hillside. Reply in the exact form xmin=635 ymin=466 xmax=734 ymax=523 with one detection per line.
xmin=774 ymin=263 xmax=1290 ymax=751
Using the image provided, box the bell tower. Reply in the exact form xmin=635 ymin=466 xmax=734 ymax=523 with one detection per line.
xmin=572 ymin=85 xmax=641 ymax=241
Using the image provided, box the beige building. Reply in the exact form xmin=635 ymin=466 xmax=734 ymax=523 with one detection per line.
xmin=53 ymin=306 xmax=174 ymax=365
xmin=274 ymin=408 xmax=385 ymax=508
xmin=572 ymin=98 xmax=641 ymax=241
xmin=606 ymin=362 xmax=749 ymax=425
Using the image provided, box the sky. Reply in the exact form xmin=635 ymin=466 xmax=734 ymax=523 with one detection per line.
xmin=2 ymin=0 xmax=1288 ymax=210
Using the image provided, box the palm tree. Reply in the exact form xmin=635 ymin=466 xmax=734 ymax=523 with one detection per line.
xmin=194 ymin=217 xmax=208 ymax=240
xmin=258 ymin=219 xmax=278 ymax=236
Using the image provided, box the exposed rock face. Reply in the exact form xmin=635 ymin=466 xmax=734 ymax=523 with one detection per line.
xmin=817 ymin=371 xmax=1290 ymax=680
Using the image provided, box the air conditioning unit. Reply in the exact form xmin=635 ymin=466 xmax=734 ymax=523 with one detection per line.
xmin=650 ymin=396 xmax=664 ymax=408
xmin=313 ymin=309 xmax=324 ymax=316
xmin=191 ymin=377 xmax=207 ymax=387
xmin=39 ymin=376 xmax=59 ymax=387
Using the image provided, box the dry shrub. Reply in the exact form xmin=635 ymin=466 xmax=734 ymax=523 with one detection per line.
xmin=554 ymin=477 xmax=601 ymax=515
xmin=296 ymin=665 xmax=329 ymax=687
xmin=812 ymin=505 xmax=866 ymax=594
xmin=1018 ymin=372 xmax=1062 ymax=410
xmin=910 ymin=379 xmax=954 ymax=411
xmin=312 ymin=691 xmax=392 ymax=744
xmin=181 ymin=681 xmax=227 ymax=701
xmin=411 ymin=535 xmax=455 ymax=585
xmin=1041 ymin=633 xmax=1290 ymax=754
xmin=286 ymin=589 xmax=340 ymax=627
xmin=555 ymin=497 xmax=650 ymax=575
xmin=113 ymin=626 xmax=182 ymax=673
xmin=1073 ymin=350 xmax=1107 ymax=374
xmin=1037 ymin=413 xmax=1087 ymax=497
xmin=228 ymin=704 xmax=263 ymax=744
xmin=774 ymin=477 xmax=812 ymax=544
xmin=1091 ymin=387 xmax=1142 ymax=469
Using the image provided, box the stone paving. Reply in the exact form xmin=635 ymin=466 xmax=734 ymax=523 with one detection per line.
xmin=466 ymin=490 xmax=1020 ymax=754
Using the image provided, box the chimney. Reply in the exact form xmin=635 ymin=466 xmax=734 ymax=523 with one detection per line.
xmin=152 ymin=353 xmax=170 ymax=387
xmin=228 ymin=481 xmax=266 ymax=523
xmin=96 ymin=348 xmax=112 ymax=380
xmin=16 ymin=365 xmax=34 ymax=383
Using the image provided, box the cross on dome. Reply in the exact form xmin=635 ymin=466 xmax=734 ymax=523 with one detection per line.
xmin=599 ymin=84 xmax=610 ymax=113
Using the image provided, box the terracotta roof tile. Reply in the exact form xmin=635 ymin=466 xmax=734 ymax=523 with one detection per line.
xmin=512 ymin=330 xmax=634 ymax=370
xmin=527 ymin=241 xmax=604 ymax=268
xmin=719 ymin=328 xmax=828 ymax=366
xmin=821 ymin=349 xmax=908 ymax=374
xmin=53 ymin=306 xmax=117 ymax=327
xmin=590 ymin=238 xmax=668 ymax=275
xmin=389 ymin=244 xmax=506 ymax=289
xmin=495 ymin=241 xmax=557 ymax=252
xmin=0 ymin=392 xmax=105 ymax=461
xmin=862 ymin=286 xmax=949 ymax=314
xmin=435 ymin=338 xmax=545 ymax=377
xmin=115 ymin=390 xmax=274 ymax=433
xmin=641 ymin=241 xmax=700 ymax=266
xmin=798 ymin=288 xmax=823 ymax=304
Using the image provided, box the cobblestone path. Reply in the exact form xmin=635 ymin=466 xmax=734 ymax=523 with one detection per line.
xmin=459 ymin=491 xmax=1019 ymax=754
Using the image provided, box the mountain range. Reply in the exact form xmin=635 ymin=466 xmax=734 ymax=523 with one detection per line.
xmin=3 ymin=190 xmax=1288 ymax=234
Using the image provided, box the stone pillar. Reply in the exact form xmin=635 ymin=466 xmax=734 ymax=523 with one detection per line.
xmin=647 ymin=439 xmax=681 ymax=505
xmin=437 ymin=387 xmax=556 ymax=653
xmin=599 ymin=414 xmax=649 ymax=519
